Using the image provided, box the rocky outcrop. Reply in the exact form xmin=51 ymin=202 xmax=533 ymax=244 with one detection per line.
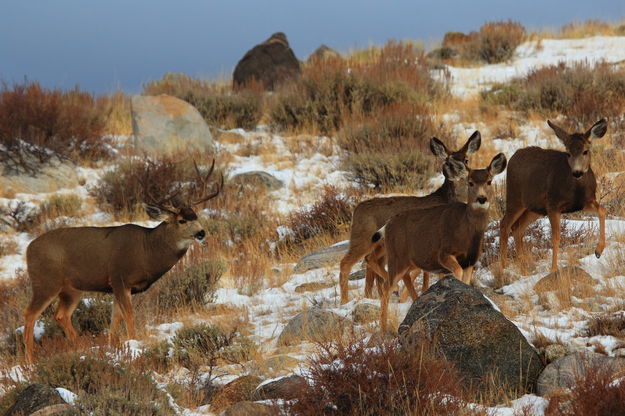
xmin=233 ymin=32 xmax=301 ymax=90
xmin=3 ymin=384 xmax=71 ymax=416
xmin=293 ymin=241 xmax=349 ymax=273
xmin=307 ymin=45 xmax=340 ymax=62
xmin=399 ymin=276 xmax=544 ymax=394
xmin=537 ymin=351 xmax=625 ymax=396
xmin=131 ymin=94 xmax=214 ymax=156
xmin=277 ymin=308 xmax=348 ymax=346
xmin=231 ymin=171 xmax=284 ymax=190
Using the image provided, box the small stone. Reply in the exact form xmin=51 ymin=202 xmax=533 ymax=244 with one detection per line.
xmin=294 ymin=282 xmax=334 ymax=293
xmin=294 ymin=241 xmax=349 ymax=273
xmin=544 ymin=344 xmax=569 ymax=362
xmin=352 ymin=303 xmax=380 ymax=324
xmin=348 ymin=269 xmax=366 ymax=281
xmin=253 ymin=375 xmax=307 ymax=401
xmin=277 ymin=308 xmax=348 ymax=346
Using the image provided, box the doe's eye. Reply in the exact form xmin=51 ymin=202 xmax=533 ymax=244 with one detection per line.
xmin=583 ymin=150 xmax=589 ymax=155
xmin=469 ymin=182 xmax=474 ymax=187
xmin=178 ymin=219 xmax=187 ymax=224
xmin=487 ymin=180 xmax=492 ymax=185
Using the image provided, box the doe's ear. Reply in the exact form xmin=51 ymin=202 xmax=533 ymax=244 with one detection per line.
xmin=461 ymin=130 xmax=482 ymax=155
xmin=488 ymin=153 xmax=507 ymax=176
xmin=442 ymin=158 xmax=467 ymax=181
xmin=144 ymin=204 xmax=167 ymax=220
xmin=587 ymin=118 xmax=607 ymax=139
xmin=429 ymin=137 xmax=448 ymax=158
xmin=547 ymin=120 xmax=570 ymax=143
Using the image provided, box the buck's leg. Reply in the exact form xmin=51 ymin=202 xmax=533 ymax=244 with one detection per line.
xmin=54 ymin=290 xmax=81 ymax=342
xmin=547 ymin=210 xmax=562 ymax=272
xmin=111 ymin=283 xmax=135 ymax=340
xmin=108 ymin=302 xmax=122 ymax=343
xmin=586 ymin=200 xmax=606 ymax=258
xmin=439 ymin=254 xmax=463 ymax=281
xmin=24 ymin=292 xmax=58 ymax=364
xmin=499 ymin=207 xmax=525 ymax=270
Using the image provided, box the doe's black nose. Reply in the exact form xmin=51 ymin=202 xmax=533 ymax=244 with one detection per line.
xmin=477 ymin=197 xmax=487 ymax=204
xmin=572 ymin=171 xmax=583 ymax=178
xmin=195 ymin=230 xmax=206 ymax=240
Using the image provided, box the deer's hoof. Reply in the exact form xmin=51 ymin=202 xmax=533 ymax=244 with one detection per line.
xmin=595 ymin=250 xmax=601 ymax=259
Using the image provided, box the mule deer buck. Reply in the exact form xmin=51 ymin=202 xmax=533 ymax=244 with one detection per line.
xmin=23 ymin=160 xmax=222 ymax=364
xmin=499 ymin=118 xmax=607 ymax=273
xmin=338 ymin=132 xmax=482 ymax=304
xmin=373 ymin=153 xmax=507 ymax=332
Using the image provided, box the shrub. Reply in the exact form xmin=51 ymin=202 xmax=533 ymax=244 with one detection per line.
xmin=287 ymin=338 xmax=465 ymax=416
xmin=33 ymin=351 xmax=173 ymax=415
xmin=0 ymin=81 xmax=109 ymax=174
xmin=584 ymin=313 xmax=625 ymax=337
xmin=144 ymin=73 xmax=262 ymax=129
xmin=545 ymin=359 xmax=625 ymax=416
xmin=481 ymin=62 xmax=625 ymax=124
xmin=149 ymin=258 xmax=225 ymax=312
xmin=459 ymin=20 xmax=525 ymax=64
xmin=39 ymin=194 xmax=82 ymax=219
xmin=281 ymin=186 xmax=356 ymax=248
xmin=270 ymin=41 xmax=446 ymax=134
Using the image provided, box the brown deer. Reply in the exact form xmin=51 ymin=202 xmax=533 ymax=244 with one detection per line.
xmin=23 ymin=161 xmax=222 ymax=364
xmin=373 ymin=153 xmax=507 ymax=332
xmin=338 ymin=132 xmax=482 ymax=305
xmin=499 ymin=118 xmax=607 ymax=273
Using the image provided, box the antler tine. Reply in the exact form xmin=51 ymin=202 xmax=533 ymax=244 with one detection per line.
xmin=192 ymin=159 xmax=222 ymax=206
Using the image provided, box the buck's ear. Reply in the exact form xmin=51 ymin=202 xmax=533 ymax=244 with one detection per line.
xmin=547 ymin=120 xmax=570 ymax=143
xmin=144 ymin=204 xmax=167 ymax=220
xmin=461 ymin=130 xmax=481 ymax=155
xmin=429 ymin=137 xmax=448 ymax=158
xmin=443 ymin=158 xmax=467 ymax=181
xmin=587 ymin=118 xmax=607 ymax=139
xmin=488 ymin=153 xmax=507 ymax=176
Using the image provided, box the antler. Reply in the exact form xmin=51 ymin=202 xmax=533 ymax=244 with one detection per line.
xmin=191 ymin=159 xmax=223 ymax=206
xmin=139 ymin=159 xmax=182 ymax=215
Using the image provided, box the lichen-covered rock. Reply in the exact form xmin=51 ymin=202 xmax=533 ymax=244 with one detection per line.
xmin=3 ymin=384 xmax=71 ymax=416
xmin=231 ymin=171 xmax=284 ymax=190
xmin=352 ymin=303 xmax=380 ymax=324
xmin=131 ymin=94 xmax=214 ymax=155
xmin=253 ymin=375 xmax=307 ymax=401
xmin=537 ymin=351 xmax=625 ymax=396
xmin=210 ymin=375 xmax=263 ymax=413
xmin=307 ymin=45 xmax=340 ymax=62
xmin=233 ymin=32 xmax=300 ymax=90
xmin=294 ymin=241 xmax=349 ymax=273
xmin=277 ymin=308 xmax=348 ymax=346
xmin=399 ymin=275 xmax=544 ymax=395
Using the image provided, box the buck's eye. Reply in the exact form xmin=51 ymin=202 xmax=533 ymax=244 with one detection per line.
xmin=178 ymin=219 xmax=187 ymax=224
xmin=464 ymin=159 xmax=468 ymax=164
xmin=583 ymin=150 xmax=589 ymax=155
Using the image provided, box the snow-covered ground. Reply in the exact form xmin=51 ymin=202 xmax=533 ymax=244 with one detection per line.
xmin=445 ymin=36 xmax=625 ymax=97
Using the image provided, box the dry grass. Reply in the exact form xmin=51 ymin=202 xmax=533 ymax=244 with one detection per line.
xmin=97 ymin=90 xmax=132 ymax=135
xmin=583 ymin=312 xmax=625 ymax=338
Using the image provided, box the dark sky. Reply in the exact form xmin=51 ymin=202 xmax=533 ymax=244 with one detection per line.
xmin=2 ymin=1 xmax=624 ymax=94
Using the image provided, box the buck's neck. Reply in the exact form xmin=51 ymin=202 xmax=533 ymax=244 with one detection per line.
xmin=146 ymin=222 xmax=190 ymax=266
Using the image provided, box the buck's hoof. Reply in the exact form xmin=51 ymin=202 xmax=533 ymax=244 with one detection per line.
xmin=595 ymin=250 xmax=601 ymax=259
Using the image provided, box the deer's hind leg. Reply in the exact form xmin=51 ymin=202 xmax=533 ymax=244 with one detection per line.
xmin=24 ymin=287 xmax=60 ymax=364
xmin=339 ymin=241 xmax=371 ymax=304
xmin=499 ymin=206 xmax=526 ymax=270
xmin=54 ymin=289 xmax=82 ymax=342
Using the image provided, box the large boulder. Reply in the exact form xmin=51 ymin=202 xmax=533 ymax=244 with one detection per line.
xmin=253 ymin=375 xmax=307 ymax=401
xmin=307 ymin=45 xmax=340 ymax=62
xmin=231 ymin=171 xmax=284 ymax=190
xmin=131 ymin=94 xmax=214 ymax=156
xmin=277 ymin=308 xmax=348 ymax=346
xmin=0 ymin=157 xmax=79 ymax=194
xmin=210 ymin=375 xmax=263 ymax=413
xmin=294 ymin=241 xmax=349 ymax=273
xmin=3 ymin=384 xmax=72 ymax=416
xmin=233 ymin=32 xmax=301 ymax=90
xmin=398 ymin=276 xmax=544 ymax=394
xmin=536 ymin=351 xmax=625 ymax=397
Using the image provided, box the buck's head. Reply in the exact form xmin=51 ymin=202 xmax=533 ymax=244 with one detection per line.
xmin=466 ymin=153 xmax=507 ymax=211
xmin=143 ymin=159 xmax=223 ymax=251
xmin=548 ymin=118 xmax=607 ymax=179
xmin=430 ymin=130 xmax=482 ymax=167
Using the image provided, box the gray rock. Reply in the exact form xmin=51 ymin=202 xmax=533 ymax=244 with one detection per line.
xmin=3 ymin=384 xmax=71 ymax=416
xmin=537 ymin=351 xmax=625 ymax=396
xmin=0 ymin=157 xmax=79 ymax=194
xmin=262 ymin=355 xmax=301 ymax=376
xmin=210 ymin=375 xmax=263 ymax=412
xmin=352 ymin=303 xmax=380 ymax=324
xmin=131 ymin=94 xmax=214 ymax=156
xmin=348 ymin=269 xmax=366 ymax=281
xmin=233 ymin=32 xmax=301 ymax=90
xmin=231 ymin=171 xmax=284 ymax=190
xmin=294 ymin=241 xmax=349 ymax=273
xmin=278 ymin=307 xmax=348 ymax=346
xmin=253 ymin=375 xmax=307 ymax=401
xmin=399 ymin=275 xmax=544 ymax=395
xmin=308 ymin=45 xmax=341 ymax=62
xmin=294 ymin=281 xmax=334 ymax=293
xmin=221 ymin=401 xmax=278 ymax=416
xmin=544 ymin=344 xmax=569 ymax=363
